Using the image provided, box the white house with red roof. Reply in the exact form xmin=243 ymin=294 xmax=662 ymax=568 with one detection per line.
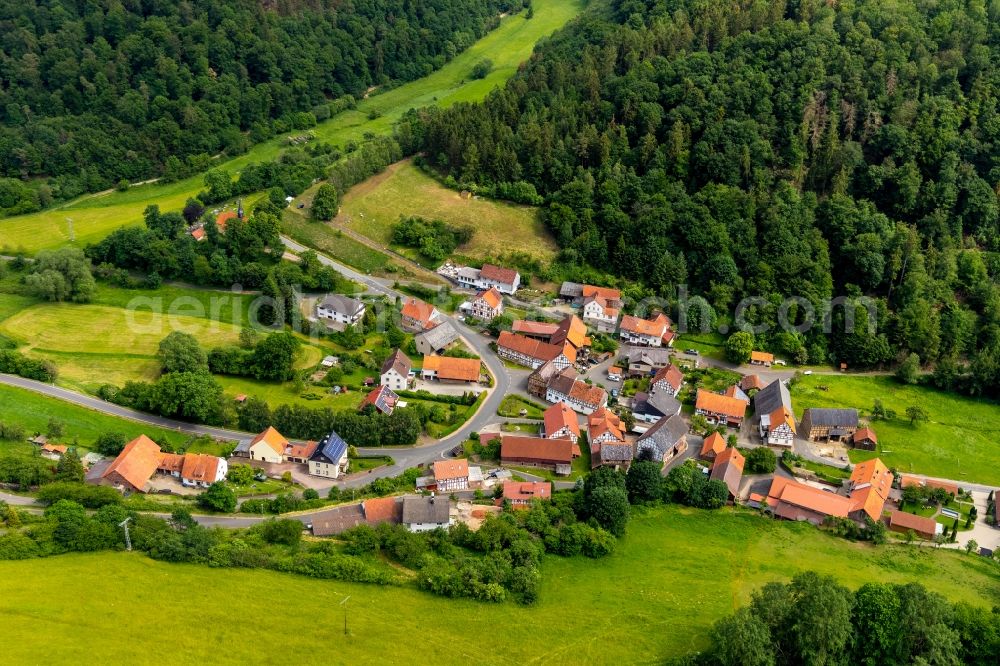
xmin=455 ymin=263 xmax=520 ymax=294
xmin=460 ymin=287 xmax=504 ymax=321
xmin=619 ymin=313 xmax=674 ymax=347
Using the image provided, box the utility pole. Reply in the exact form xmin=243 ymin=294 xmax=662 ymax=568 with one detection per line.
xmin=119 ymin=517 xmax=132 ymax=552
xmin=340 ymin=596 xmax=351 ymax=636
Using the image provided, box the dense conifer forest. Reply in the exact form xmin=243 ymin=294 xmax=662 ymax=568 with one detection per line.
xmin=410 ymin=0 xmax=1000 ymax=394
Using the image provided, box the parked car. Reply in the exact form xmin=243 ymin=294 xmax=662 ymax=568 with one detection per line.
xmin=803 ymin=370 xmax=813 ymax=375
xmin=685 ymin=348 xmax=699 ymax=355
xmin=774 ymin=359 xmax=787 ymax=366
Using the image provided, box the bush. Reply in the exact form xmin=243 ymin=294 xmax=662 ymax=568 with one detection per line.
xmin=36 ymin=483 xmax=123 ymax=509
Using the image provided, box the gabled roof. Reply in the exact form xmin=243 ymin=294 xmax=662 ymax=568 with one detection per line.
xmin=421 ymin=355 xmax=481 ymax=382
xmin=620 ymin=313 xmax=670 ymax=337
xmin=559 ymin=281 xmax=584 ymax=298
xmin=251 ymin=427 xmax=289 ymax=456
xmin=547 ymin=369 xmax=606 ymax=407
xmin=625 ymin=347 xmax=672 ymax=366
xmin=887 ymin=510 xmax=939 ymax=535
xmin=741 ymin=374 xmax=764 ymax=391
xmin=512 ymin=320 xmax=560 ymax=337
xmin=751 ymin=351 xmax=774 ymax=363
xmin=637 ymin=414 xmax=687 ymax=459
xmin=595 ymin=440 xmax=634 ymax=465
xmin=318 ymin=294 xmax=365 ymax=317
xmin=310 ymin=430 xmax=348 ymax=465
xmin=102 ymin=435 xmax=162 ymax=491
xmin=802 ymin=408 xmax=859 ymax=428
xmin=710 ymin=447 xmax=745 ymax=497
xmin=695 ymin=390 xmax=747 ymax=419
xmin=181 ymin=453 xmax=221 ymax=483
xmin=286 ymin=440 xmax=318 ymax=460
xmin=359 ymin=385 xmax=398 ymax=414
xmin=766 ymin=406 xmax=796 ymax=433
xmin=401 ymin=298 xmax=437 ymax=326
xmin=361 ymin=497 xmax=403 ymax=524
xmin=849 ymin=457 xmax=892 ymax=521
xmin=503 ymin=481 xmax=552 ymax=502
xmin=476 ymin=287 xmax=503 ymax=309
xmin=402 ymin=496 xmax=450 ymax=525
xmin=635 ymin=391 xmax=681 ymax=419
xmin=588 ymin=407 xmax=624 ymax=443
xmin=497 ymin=331 xmax=576 ymax=364
xmin=767 ymin=476 xmax=852 ymax=518
xmin=753 ymin=380 xmax=792 ymax=420
xmin=416 ymin=320 xmax=460 ymax=349
xmin=700 ymin=432 xmax=727 ymax=457
xmin=899 ymin=475 xmax=958 ymax=496
xmin=157 ymin=452 xmax=185 ymax=473
xmin=500 ymin=435 xmax=576 ymax=464
xmin=724 ymin=384 xmax=750 ymax=402
xmin=551 ymin=315 xmax=589 ymax=349
xmin=854 ymin=427 xmax=878 ymax=444
xmin=652 ymin=364 xmax=684 ymax=391
xmin=543 ymin=402 xmax=580 ymax=439
xmin=433 ymin=459 xmax=469 ymax=481
xmin=581 ymin=284 xmax=622 ymax=302
xmin=381 ymin=349 xmax=412 ymax=377
xmin=480 ymin=264 xmax=519 ymax=286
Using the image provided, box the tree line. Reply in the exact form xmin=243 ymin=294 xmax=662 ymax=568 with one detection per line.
xmin=0 ymin=0 xmax=517 ymax=208
xmin=408 ymin=0 xmax=1000 ymax=396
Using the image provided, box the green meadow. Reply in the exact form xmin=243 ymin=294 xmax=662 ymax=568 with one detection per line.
xmin=791 ymin=375 xmax=1000 ymax=486
xmin=0 ymin=506 xmax=996 ymax=664
xmin=0 ymin=0 xmax=586 ymax=256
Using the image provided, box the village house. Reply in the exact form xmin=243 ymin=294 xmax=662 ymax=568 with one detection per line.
xmin=618 ymin=313 xmax=674 ymax=347
xmin=635 ymin=413 xmax=688 ymax=463
xmin=499 ymin=435 xmax=579 ymax=475
xmin=582 ymin=294 xmax=619 ymax=332
xmin=847 ymin=458 xmax=893 ymax=522
xmin=750 ymin=351 xmax=774 ymax=367
xmin=542 ymin=402 xmax=581 ymax=441
xmin=496 ymin=330 xmax=576 ymax=370
xmin=502 ymin=481 xmax=552 ymax=508
xmin=545 ymin=368 xmax=608 ymax=414
xmin=241 ymin=426 xmax=288 ymax=464
xmin=752 ymin=380 xmax=793 ymax=435
xmin=40 ymin=443 xmax=68 ymax=460
xmin=460 ymin=287 xmax=504 ymax=321
xmin=400 ymin=298 xmax=441 ymax=332
xmin=700 ymin=432 xmax=727 ymax=460
xmin=455 ymin=263 xmax=520 ymax=294
xmin=631 ymin=390 xmax=681 ymax=424
xmin=766 ymin=476 xmax=853 ymax=525
xmin=310 ymin=497 xmax=403 ymax=537
xmin=380 ymin=349 xmax=412 ymax=392
xmin=359 ymin=385 xmax=399 ymax=415
xmin=414 ymin=321 xmax=460 ymax=356
xmin=284 ymin=441 xmax=318 ymax=464
xmin=588 ymin=407 xmax=632 ymax=469
xmin=307 ymin=431 xmax=350 ymax=479
xmin=420 ymin=355 xmax=482 ymax=384
xmin=852 ymin=427 xmax=878 ymax=451
xmin=527 ymin=359 xmax=559 ymax=398
xmin=175 ymin=453 xmax=228 ymax=489
xmin=432 ymin=459 xmax=476 ymax=492
xmin=695 ymin=390 xmax=748 ymax=427
xmin=740 ymin=374 xmax=764 ymax=393
xmin=316 ymin=294 xmax=366 ymax=326
xmin=512 ymin=320 xmax=560 ymax=339
xmin=710 ymin=446 xmax=745 ymax=501
xmin=101 ymin=435 xmax=165 ymax=493
xmin=624 ymin=348 xmax=673 ymax=376
xmin=759 ymin=406 xmax=796 ymax=447
xmin=799 ymin=408 xmax=859 ymax=442
xmin=650 ymin=363 xmax=684 ymax=397
xmin=402 ymin=495 xmax=452 ymax=532
xmin=559 ymin=282 xmax=623 ymax=308
xmin=899 ymin=475 xmax=959 ymax=498
xmin=886 ymin=510 xmax=942 ymax=540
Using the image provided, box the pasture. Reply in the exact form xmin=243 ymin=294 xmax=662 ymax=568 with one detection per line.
xmin=0 ymin=505 xmax=997 ymax=664
xmin=791 ymin=375 xmax=1000 ymax=486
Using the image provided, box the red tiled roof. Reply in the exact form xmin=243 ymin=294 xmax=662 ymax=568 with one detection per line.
xmin=565 ymin=380 xmax=607 ymax=407
xmin=477 ymin=287 xmax=503 ymax=309
xmin=854 ymin=427 xmax=877 ymax=444
xmin=503 ymin=481 xmax=552 ymax=502
xmin=552 ymin=315 xmax=589 ymax=349
xmin=695 ymin=390 xmax=747 ymax=419
xmin=849 ymin=458 xmax=892 ymax=521
xmin=480 ymin=264 xmax=518 ymax=286
xmin=497 ymin=331 xmax=576 ymax=364
xmin=102 ymin=435 xmax=162 ymax=491
xmin=190 ymin=227 xmax=206 ymax=241
xmin=767 ymin=406 xmax=796 ymax=433
xmin=751 ymin=351 xmax=774 ymax=363
xmin=741 ymin=374 xmax=764 ymax=391
xmin=157 ymin=453 xmax=185 ymax=473
xmin=767 ymin=476 xmax=852 ymax=518
xmin=700 ymin=432 xmax=727 ymax=457
xmin=619 ymin=313 xmax=670 ymax=337
xmin=181 ymin=453 xmax=221 ymax=484
xmin=422 ymin=355 xmax=481 ymax=382
xmin=401 ymin=298 xmax=437 ymax=327
xmin=543 ymin=402 xmax=580 ymax=439
xmin=41 ymin=443 xmax=68 ymax=455
xmin=251 ymin=427 xmax=289 ymax=456
xmin=286 ymin=441 xmax=319 ymax=460
xmin=652 ymin=364 xmax=683 ymax=391
xmin=433 ymin=459 xmax=469 ymax=481
xmin=361 ymin=497 xmax=402 ymax=524
xmin=216 ymin=210 xmax=237 ymax=231
xmin=512 ymin=320 xmax=560 ymax=337
xmin=581 ymin=285 xmax=621 ymax=301
xmin=500 ymin=435 xmax=575 ymax=464
xmin=900 ymin=475 xmax=958 ymax=496
xmin=887 ymin=510 xmax=939 ymax=536
xmin=588 ymin=407 xmax=624 ymax=443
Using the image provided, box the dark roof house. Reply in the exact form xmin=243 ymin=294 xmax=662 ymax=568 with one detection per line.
xmin=310 ymin=430 xmax=349 ymax=467
xmin=636 ymin=413 xmax=688 ymax=461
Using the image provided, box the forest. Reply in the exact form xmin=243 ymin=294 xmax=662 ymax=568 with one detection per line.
xmin=0 ymin=0 xmax=517 ymax=209
xmin=409 ymin=0 xmax=1000 ymax=395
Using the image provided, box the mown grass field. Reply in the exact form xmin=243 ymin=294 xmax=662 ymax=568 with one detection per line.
xmin=0 ymin=384 xmax=191 ymax=450
xmin=791 ymin=375 xmax=1000 ymax=485
xmin=338 ymin=159 xmax=558 ymax=263
xmin=281 ymin=209 xmax=397 ymax=275
xmin=0 ymin=0 xmax=585 ymax=255
xmin=0 ymin=506 xmax=996 ymax=665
